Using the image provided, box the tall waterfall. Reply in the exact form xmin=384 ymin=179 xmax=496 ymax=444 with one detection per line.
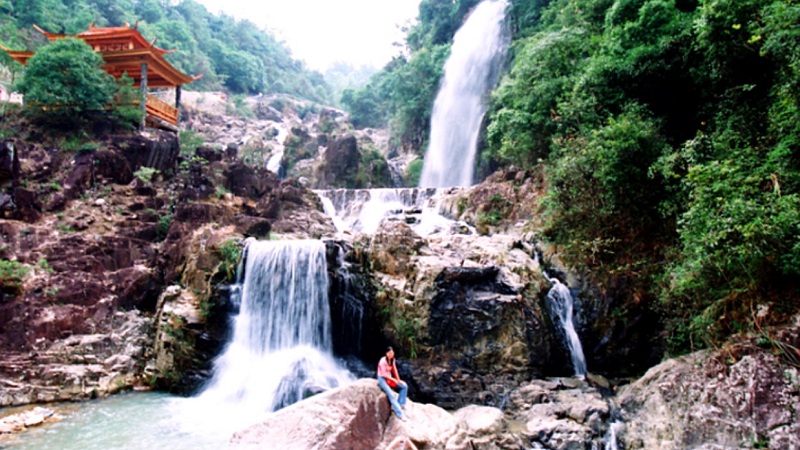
xmin=545 ymin=277 xmax=587 ymax=377
xmin=420 ymin=0 xmax=510 ymax=188
xmin=187 ymin=240 xmax=352 ymax=431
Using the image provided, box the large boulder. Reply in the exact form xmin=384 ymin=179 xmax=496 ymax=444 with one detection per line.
xmin=617 ymin=336 xmax=800 ymax=450
xmin=230 ymin=378 xmax=516 ymax=450
xmin=317 ymin=135 xmax=359 ymax=188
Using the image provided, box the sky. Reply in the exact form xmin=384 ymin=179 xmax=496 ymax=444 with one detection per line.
xmin=195 ymin=0 xmax=422 ymax=71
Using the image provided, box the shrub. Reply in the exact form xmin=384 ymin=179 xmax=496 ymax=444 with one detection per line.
xmin=217 ymin=239 xmax=242 ymax=282
xmin=0 ymin=260 xmax=30 ymax=295
xmin=156 ymin=212 xmax=173 ymax=241
xmin=134 ymin=166 xmax=160 ymax=184
xmin=405 ymin=159 xmax=424 ymax=187
xmin=179 ymin=130 xmax=205 ymax=156
xmin=18 ymin=38 xmax=115 ymax=120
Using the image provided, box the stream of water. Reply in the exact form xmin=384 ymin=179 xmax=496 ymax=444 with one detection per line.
xmin=420 ymin=0 xmax=509 ymax=188
xmin=5 ymin=239 xmax=353 ymax=449
xmin=545 ymin=276 xmax=587 ymax=377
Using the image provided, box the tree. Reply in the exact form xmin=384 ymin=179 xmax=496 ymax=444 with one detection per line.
xmin=18 ymin=37 xmax=115 ymax=118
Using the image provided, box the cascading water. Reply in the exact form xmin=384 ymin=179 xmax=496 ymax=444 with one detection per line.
xmin=181 ymin=239 xmax=353 ymax=433
xmin=419 ymin=0 xmax=510 ymax=188
xmin=315 ymin=187 xmax=452 ymax=235
xmin=545 ymin=275 xmax=587 ymax=377
xmin=266 ymin=123 xmax=289 ymax=176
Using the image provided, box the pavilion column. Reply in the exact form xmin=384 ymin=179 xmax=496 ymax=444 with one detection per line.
xmin=175 ymin=85 xmax=182 ymax=124
xmin=140 ymin=62 xmax=148 ymax=130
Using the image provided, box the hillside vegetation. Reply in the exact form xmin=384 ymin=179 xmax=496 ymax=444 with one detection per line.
xmin=347 ymin=0 xmax=800 ymax=354
xmin=0 ymin=0 xmax=331 ymax=102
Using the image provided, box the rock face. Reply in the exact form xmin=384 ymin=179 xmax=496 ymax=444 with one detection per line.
xmin=181 ymin=93 xmax=395 ymax=189
xmin=230 ymin=378 xmax=517 ymax=450
xmin=618 ymin=334 xmax=800 ymax=450
xmin=0 ymin=116 xmax=341 ymax=402
xmin=361 ymin=219 xmax=554 ymax=408
xmin=0 ymin=310 xmax=150 ymax=406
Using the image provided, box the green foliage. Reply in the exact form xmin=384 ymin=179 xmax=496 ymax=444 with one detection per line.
xmin=217 ymin=239 xmax=241 ymax=282
xmin=477 ymin=0 xmax=800 ymax=355
xmin=134 ymin=166 xmax=159 ymax=184
xmin=0 ymin=259 xmax=30 ymax=294
xmin=486 ymin=28 xmax=594 ymax=166
xmin=36 ymin=258 xmax=53 ymax=273
xmin=355 ymin=148 xmax=392 ymax=188
xmin=111 ymin=73 xmax=144 ymax=127
xmin=2 ymin=0 xmax=331 ymax=102
xmin=404 ymin=159 xmax=423 ymax=187
xmin=226 ymin=94 xmax=254 ymax=119
xmin=395 ymin=317 xmax=419 ymax=359
xmin=18 ymin=38 xmax=115 ymax=118
xmin=179 ymin=130 xmax=204 ymax=156
xmin=156 ymin=212 xmax=173 ymax=242
xmin=544 ymin=105 xmax=670 ymax=268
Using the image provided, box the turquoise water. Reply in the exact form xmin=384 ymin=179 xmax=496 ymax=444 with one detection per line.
xmin=1 ymin=392 xmax=251 ymax=450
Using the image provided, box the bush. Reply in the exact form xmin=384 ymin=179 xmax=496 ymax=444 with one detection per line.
xmin=134 ymin=167 xmax=160 ymax=184
xmin=179 ymin=130 xmax=205 ymax=156
xmin=544 ymin=104 xmax=671 ymax=269
xmin=217 ymin=239 xmax=242 ymax=282
xmin=0 ymin=260 xmax=30 ymax=295
xmin=18 ymin=38 xmax=115 ymax=119
xmin=405 ymin=159 xmax=424 ymax=186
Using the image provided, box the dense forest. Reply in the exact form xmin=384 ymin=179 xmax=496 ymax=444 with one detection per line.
xmin=346 ymin=0 xmax=800 ymax=355
xmin=0 ymin=0 xmax=332 ymax=102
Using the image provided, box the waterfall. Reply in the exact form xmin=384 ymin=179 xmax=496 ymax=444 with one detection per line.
xmin=420 ymin=0 xmax=510 ymax=188
xmin=315 ymin=188 xmax=445 ymax=235
xmin=187 ymin=240 xmax=352 ymax=430
xmin=266 ymin=123 xmax=289 ymax=176
xmin=545 ymin=276 xmax=587 ymax=377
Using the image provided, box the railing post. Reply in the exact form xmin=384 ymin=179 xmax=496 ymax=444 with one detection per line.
xmin=175 ymin=85 xmax=181 ymax=125
xmin=140 ymin=62 xmax=148 ymax=131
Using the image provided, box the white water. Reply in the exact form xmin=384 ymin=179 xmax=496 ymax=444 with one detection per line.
xmin=315 ymin=188 xmax=456 ymax=235
xmin=195 ymin=240 xmax=352 ymax=412
xmin=545 ymin=276 xmax=587 ymax=377
xmin=420 ymin=0 xmax=509 ymax=188
xmin=266 ymin=123 xmax=289 ymax=175
xmin=9 ymin=241 xmax=354 ymax=449
xmin=604 ymin=420 xmax=622 ymax=450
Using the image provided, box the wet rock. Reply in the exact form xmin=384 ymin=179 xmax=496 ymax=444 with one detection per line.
xmin=233 ymin=214 xmax=272 ymax=239
xmin=318 ymin=135 xmax=359 ymax=188
xmin=109 ymin=130 xmax=180 ymax=174
xmin=503 ymin=379 xmax=611 ymax=450
xmin=224 ymin=161 xmax=280 ymax=200
xmin=0 ymin=407 xmax=55 ymax=434
xmin=0 ymin=140 xmax=20 ymax=182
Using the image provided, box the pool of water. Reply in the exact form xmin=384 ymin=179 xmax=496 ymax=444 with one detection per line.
xmin=0 ymin=391 xmax=265 ymax=450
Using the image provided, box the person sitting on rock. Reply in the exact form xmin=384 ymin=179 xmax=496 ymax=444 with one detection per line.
xmin=377 ymin=346 xmax=408 ymax=421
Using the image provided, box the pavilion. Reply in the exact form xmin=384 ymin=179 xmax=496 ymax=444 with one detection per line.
xmin=0 ymin=23 xmax=201 ymax=130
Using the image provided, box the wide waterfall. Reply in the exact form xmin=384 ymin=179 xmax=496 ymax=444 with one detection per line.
xmin=185 ymin=240 xmax=353 ymax=432
xmin=315 ymin=187 xmax=456 ymax=235
xmin=420 ymin=0 xmax=509 ymax=188
xmin=545 ymin=277 xmax=587 ymax=377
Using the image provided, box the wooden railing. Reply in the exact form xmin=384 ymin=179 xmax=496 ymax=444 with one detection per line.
xmin=145 ymin=94 xmax=178 ymax=125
